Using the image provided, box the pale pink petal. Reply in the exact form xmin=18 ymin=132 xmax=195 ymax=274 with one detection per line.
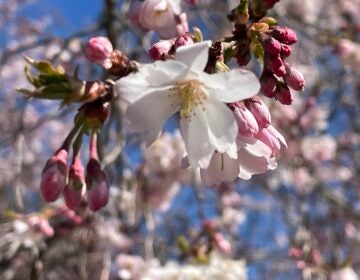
xmin=238 ymin=152 xmax=268 ymax=179
xmin=180 ymin=107 xmax=215 ymax=169
xmin=267 ymin=125 xmax=287 ymax=147
xmin=175 ymin=41 xmax=212 ymax=72
xmin=126 ymin=90 xmax=178 ymax=146
xmin=201 ymin=152 xmax=240 ymax=185
xmin=205 ymin=69 xmax=260 ymax=103
xmin=203 ymin=97 xmax=238 ymax=159
xmin=116 ymin=60 xmax=187 ymax=103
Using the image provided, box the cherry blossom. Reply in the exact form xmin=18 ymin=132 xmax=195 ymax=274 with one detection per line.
xmin=116 ymin=41 xmax=260 ymax=169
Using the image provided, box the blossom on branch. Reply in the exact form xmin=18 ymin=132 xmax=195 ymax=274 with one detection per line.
xmin=116 ymin=41 xmax=260 ymax=169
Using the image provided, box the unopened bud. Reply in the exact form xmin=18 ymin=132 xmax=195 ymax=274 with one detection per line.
xmin=86 ymin=158 xmax=109 ymax=211
xmin=149 ymin=40 xmax=174 ymax=60
xmin=275 ymin=84 xmax=293 ymax=105
xmin=86 ymin=134 xmax=109 ymax=211
xmin=175 ymin=34 xmax=194 ymax=48
xmin=263 ymin=36 xmax=282 ymax=56
xmin=280 ymin=44 xmax=292 ymax=57
xmin=85 ymin=36 xmax=113 ymax=68
xmin=256 ymin=127 xmax=281 ymax=155
xmin=175 ymin=13 xmax=189 ymax=37
xmin=231 ymin=102 xmax=259 ymax=137
xmin=284 ymin=64 xmax=305 ymax=91
xmin=260 ymin=71 xmax=277 ymax=97
xmin=40 ymin=149 xmax=68 ymax=202
xmin=266 ymin=56 xmax=286 ymax=77
xmin=245 ymin=96 xmax=271 ymax=128
xmin=64 ymin=154 xmax=85 ymax=210
xmin=270 ymin=26 xmax=298 ymax=45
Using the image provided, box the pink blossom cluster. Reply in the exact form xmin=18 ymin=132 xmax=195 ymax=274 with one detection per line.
xmin=259 ymin=26 xmax=305 ymax=104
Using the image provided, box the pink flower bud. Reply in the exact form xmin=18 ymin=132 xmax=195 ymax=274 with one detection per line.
xmin=263 ymin=36 xmax=282 ymax=56
xmin=280 ymin=44 xmax=292 ymax=57
xmin=285 ymin=64 xmax=305 ymax=91
xmin=86 ymin=158 xmax=109 ymax=211
xmin=63 ymin=154 xmax=85 ymax=210
xmin=275 ymin=84 xmax=293 ymax=105
xmin=266 ymin=56 xmax=286 ymax=77
xmin=231 ymin=102 xmax=259 ymax=137
xmin=149 ymin=40 xmax=174 ymax=61
xmin=175 ymin=33 xmax=194 ymax=48
xmin=260 ymin=71 xmax=277 ymax=97
xmin=213 ymin=233 xmax=232 ymax=255
xmin=40 ymin=149 xmax=68 ymax=202
xmin=256 ymin=125 xmax=286 ymax=156
xmin=270 ymin=26 xmax=298 ymax=45
xmin=137 ymin=0 xmax=186 ymax=39
xmin=175 ymin=13 xmax=189 ymax=37
xmin=245 ymin=96 xmax=271 ymax=128
xmin=85 ymin=36 xmax=113 ymax=69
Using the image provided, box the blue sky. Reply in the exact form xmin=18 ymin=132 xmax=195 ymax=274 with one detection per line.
xmin=25 ymin=0 xmax=103 ymax=37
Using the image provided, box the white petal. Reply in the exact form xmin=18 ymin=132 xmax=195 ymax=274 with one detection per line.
xmin=180 ymin=107 xmax=215 ymax=169
xmin=243 ymin=140 xmax=272 ymax=158
xmin=206 ymin=69 xmax=260 ymax=103
xmin=201 ymin=152 xmax=240 ymax=186
xmin=116 ymin=60 xmax=187 ymax=103
xmin=237 ymin=147 xmax=273 ymax=179
xmin=203 ymin=97 xmax=238 ymax=158
xmin=175 ymin=41 xmax=212 ymax=72
xmin=126 ymin=90 xmax=178 ymax=146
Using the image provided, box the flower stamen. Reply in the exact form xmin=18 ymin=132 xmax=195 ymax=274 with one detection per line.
xmin=170 ymin=80 xmax=207 ymax=120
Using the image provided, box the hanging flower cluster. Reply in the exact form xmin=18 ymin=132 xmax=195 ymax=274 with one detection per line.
xmin=18 ymin=0 xmax=305 ymax=210
xmin=39 ymin=101 xmax=110 ymax=211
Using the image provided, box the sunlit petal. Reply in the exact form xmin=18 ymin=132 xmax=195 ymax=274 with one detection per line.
xmin=126 ymin=90 xmax=178 ymax=146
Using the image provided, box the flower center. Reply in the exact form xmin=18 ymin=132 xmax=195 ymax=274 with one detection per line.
xmin=169 ymin=80 xmax=207 ymax=120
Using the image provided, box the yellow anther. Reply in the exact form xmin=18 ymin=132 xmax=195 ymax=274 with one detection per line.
xmin=170 ymin=80 xmax=207 ymax=120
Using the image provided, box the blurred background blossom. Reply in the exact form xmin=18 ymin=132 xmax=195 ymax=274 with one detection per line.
xmin=0 ymin=0 xmax=359 ymax=279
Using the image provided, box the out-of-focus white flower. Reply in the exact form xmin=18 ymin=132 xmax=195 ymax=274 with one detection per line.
xmin=144 ymin=130 xmax=185 ymax=172
xmin=0 ymin=217 xmax=53 ymax=260
xmin=329 ymin=267 xmax=359 ymax=280
xmin=301 ymin=135 xmax=337 ymax=162
xmin=140 ymin=253 xmax=247 ymax=280
xmin=117 ymin=254 xmax=145 ymax=280
xmin=116 ymin=41 xmax=260 ymax=169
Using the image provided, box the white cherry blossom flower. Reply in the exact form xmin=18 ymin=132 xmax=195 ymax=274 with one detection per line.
xmin=116 ymin=41 xmax=260 ymax=169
